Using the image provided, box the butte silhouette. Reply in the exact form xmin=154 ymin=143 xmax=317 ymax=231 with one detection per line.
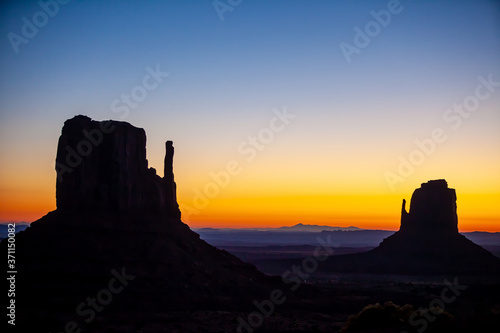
xmin=321 ymin=179 xmax=500 ymax=276
xmin=3 ymin=116 xmax=282 ymax=331
xmin=3 ymin=116 xmax=499 ymax=332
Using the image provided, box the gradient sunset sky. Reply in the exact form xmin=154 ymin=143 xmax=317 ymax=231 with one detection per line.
xmin=1 ymin=0 xmax=499 ymax=231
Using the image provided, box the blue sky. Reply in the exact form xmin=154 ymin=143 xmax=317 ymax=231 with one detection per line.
xmin=1 ymin=0 xmax=499 ymax=228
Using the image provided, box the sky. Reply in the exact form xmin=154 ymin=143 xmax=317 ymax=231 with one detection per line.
xmin=0 ymin=0 xmax=499 ymax=231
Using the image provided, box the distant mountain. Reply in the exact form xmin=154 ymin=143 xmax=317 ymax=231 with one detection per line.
xmin=195 ymin=228 xmax=394 ymax=247
xmin=276 ymin=223 xmax=361 ymax=232
xmin=462 ymin=231 xmax=500 ymax=246
xmin=194 ymin=223 xmax=500 ymax=248
xmin=193 ymin=223 xmax=362 ymax=233
xmin=0 ymin=222 xmax=30 ymax=239
xmin=193 ymin=224 xmax=377 ymax=247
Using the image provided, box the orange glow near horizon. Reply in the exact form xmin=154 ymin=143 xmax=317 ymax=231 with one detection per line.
xmin=1 ymin=158 xmax=499 ymax=232
xmin=0 ymin=190 xmax=55 ymax=223
xmin=1 ymin=192 xmax=499 ymax=232
xmin=177 ymin=192 xmax=500 ymax=232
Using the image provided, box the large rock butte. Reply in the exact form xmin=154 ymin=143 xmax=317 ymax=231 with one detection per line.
xmin=55 ymin=115 xmax=179 ymax=216
xmin=4 ymin=116 xmax=284 ymax=332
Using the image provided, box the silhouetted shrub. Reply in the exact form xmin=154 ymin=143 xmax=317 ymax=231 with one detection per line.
xmin=340 ymin=301 xmax=455 ymax=333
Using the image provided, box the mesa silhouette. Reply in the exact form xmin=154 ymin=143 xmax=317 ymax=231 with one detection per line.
xmin=4 ymin=116 xmax=499 ymax=332
xmin=319 ymin=179 xmax=500 ymax=275
xmin=4 ymin=116 xmax=282 ymax=331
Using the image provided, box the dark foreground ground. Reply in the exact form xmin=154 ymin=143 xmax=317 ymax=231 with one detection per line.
xmin=63 ymin=278 xmax=499 ymax=332
xmin=9 ymin=255 xmax=500 ymax=332
xmin=8 ymin=237 xmax=500 ymax=332
xmin=161 ymin=245 xmax=499 ymax=333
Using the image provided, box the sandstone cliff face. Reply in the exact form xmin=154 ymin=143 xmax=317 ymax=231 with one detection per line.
xmin=55 ymin=115 xmax=180 ymax=217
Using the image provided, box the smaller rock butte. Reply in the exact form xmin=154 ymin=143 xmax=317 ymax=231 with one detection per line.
xmin=399 ymin=179 xmax=458 ymax=235
xmin=322 ymin=179 xmax=500 ymax=275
